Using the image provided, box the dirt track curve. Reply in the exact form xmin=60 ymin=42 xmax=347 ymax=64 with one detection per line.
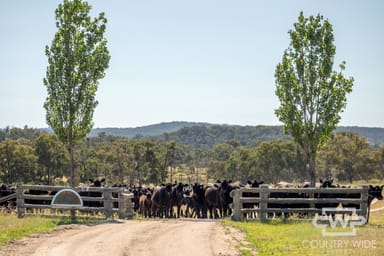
xmin=0 ymin=219 xmax=245 ymax=256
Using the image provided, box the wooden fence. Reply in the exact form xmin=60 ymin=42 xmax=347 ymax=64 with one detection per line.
xmin=15 ymin=183 xmax=135 ymax=219
xmin=230 ymin=185 xmax=369 ymax=221
xmin=0 ymin=192 xmax=16 ymax=205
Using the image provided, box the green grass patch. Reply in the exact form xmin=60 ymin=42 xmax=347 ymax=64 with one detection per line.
xmin=0 ymin=213 xmax=105 ymax=248
xmin=0 ymin=214 xmax=59 ymax=247
xmin=223 ymin=203 xmax=384 ymax=256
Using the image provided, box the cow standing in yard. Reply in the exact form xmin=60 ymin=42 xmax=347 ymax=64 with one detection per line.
xmin=340 ymin=184 xmax=383 ymax=223
xmin=79 ymin=178 xmax=105 ymax=208
xmin=314 ymin=178 xmax=340 ymax=211
xmin=218 ymin=180 xmax=241 ymax=217
xmin=24 ymin=185 xmax=50 ymax=214
xmin=190 ymin=183 xmax=206 ymax=218
xmin=169 ymin=182 xmax=186 ymax=218
xmin=204 ymin=184 xmax=221 ymax=219
xmin=151 ymin=183 xmax=172 ymax=218
xmin=268 ymin=182 xmax=309 ymax=219
xmin=181 ymin=186 xmax=194 ymax=217
xmin=139 ymin=188 xmax=152 ymax=218
xmin=0 ymin=184 xmax=16 ymax=211
xmin=242 ymin=180 xmax=264 ymax=219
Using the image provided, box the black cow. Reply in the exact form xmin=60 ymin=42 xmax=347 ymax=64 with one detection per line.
xmin=24 ymin=186 xmax=49 ymax=205
xmin=243 ymin=180 xmax=264 ymax=219
xmin=79 ymin=178 xmax=105 ymax=208
xmin=366 ymin=185 xmax=384 ymax=222
xmin=218 ymin=180 xmax=241 ymax=217
xmin=314 ymin=178 xmax=340 ymax=211
xmin=169 ymin=182 xmax=187 ymax=218
xmin=111 ymin=183 xmax=128 ymax=209
xmin=181 ymin=186 xmax=194 ymax=217
xmin=0 ymin=184 xmax=16 ymax=211
xmin=0 ymin=183 xmax=15 ymax=197
xmin=151 ymin=183 xmax=172 ymax=218
xmin=340 ymin=185 xmax=383 ymax=208
xmin=190 ymin=183 xmax=206 ymax=218
xmin=319 ymin=178 xmax=335 ymax=188
xmin=204 ymin=184 xmax=221 ymax=219
xmin=268 ymin=183 xmax=309 ymax=219
xmin=341 ymin=185 xmax=383 ymax=223
xmin=127 ymin=185 xmax=141 ymax=212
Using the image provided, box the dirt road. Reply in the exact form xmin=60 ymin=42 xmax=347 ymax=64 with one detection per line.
xmin=0 ymin=219 xmax=245 ymax=256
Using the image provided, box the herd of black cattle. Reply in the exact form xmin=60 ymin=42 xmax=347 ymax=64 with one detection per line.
xmin=131 ymin=178 xmax=383 ymax=221
xmin=0 ymin=178 xmax=383 ymax=221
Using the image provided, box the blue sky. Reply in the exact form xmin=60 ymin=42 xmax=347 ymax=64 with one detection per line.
xmin=1 ymin=0 xmax=383 ymax=128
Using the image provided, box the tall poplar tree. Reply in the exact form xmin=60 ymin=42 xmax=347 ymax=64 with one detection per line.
xmin=44 ymin=0 xmax=110 ymax=187
xmin=274 ymin=12 xmax=354 ymax=186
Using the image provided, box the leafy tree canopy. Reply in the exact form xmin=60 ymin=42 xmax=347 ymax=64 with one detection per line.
xmin=44 ymin=0 xmax=110 ymax=186
xmin=274 ymin=12 xmax=354 ymax=185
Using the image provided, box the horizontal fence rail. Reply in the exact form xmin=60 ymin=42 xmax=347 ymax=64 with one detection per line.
xmin=230 ymin=185 xmax=369 ymax=221
xmin=15 ymin=183 xmax=135 ymax=219
xmin=0 ymin=193 xmax=16 ymax=205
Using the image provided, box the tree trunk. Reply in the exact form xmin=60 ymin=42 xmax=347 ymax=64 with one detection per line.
xmin=68 ymin=144 xmax=75 ymax=187
xmin=47 ymin=167 xmax=51 ymax=185
xmin=309 ymin=155 xmax=316 ymax=187
xmin=348 ymin=169 xmax=353 ymax=184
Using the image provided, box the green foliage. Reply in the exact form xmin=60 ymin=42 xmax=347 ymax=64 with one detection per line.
xmin=253 ymin=140 xmax=302 ymax=183
xmin=317 ymin=132 xmax=375 ymax=183
xmin=336 ymin=127 xmax=384 ymax=148
xmin=62 ymin=123 xmax=384 ymax=149
xmin=0 ymin=126 xmax=42 ymax=142
xmin=89 ymin=121 xmax=213 ymax=138
xmin=156 ymin=125 xmax=290 ymax=150
xmin=0 ymin=139 xmax=38 ymax=183
xmin=275 ymin=12 xmax=354 ymax=185
xmin=0 ymin=126 xmax=383 ymax=185
xmin=44 ymin=0 xmax=110 ymax=186
xmin=34 ymin=133 xmax=68 ymax=184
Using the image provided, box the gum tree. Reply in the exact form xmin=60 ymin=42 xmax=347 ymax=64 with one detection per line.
xmin=274 ymin=12 xmax=354 ymax=186
xmin=44 ymin=0 xmax=110 ymax=187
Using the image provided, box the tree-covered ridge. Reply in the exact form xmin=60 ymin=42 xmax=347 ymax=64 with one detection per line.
xmin=80 ymin=122 xmax=384 ymax=149
xmin=88 ymin=121 xmax=213 ymax=138
xmin=154 ymin=125 xmax=291 ymax=149
xmin=1 ymin=124 xmax=384 ymax=185
xmin=1 ymin=123 xmax=384 ymax=148
xmin=335 ymin=126 xmax=384 ymax=148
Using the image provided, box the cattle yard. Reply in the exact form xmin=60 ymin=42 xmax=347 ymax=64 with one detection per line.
xmin=2 ymin=184 xmax=135 ymax=219
xmin=0 ymin=180 xmax=383 ymax=255
xmin=1 ymin=180 xmax=382 ymax=225
xmin=231 ymin=185 xmax=370 ymax=221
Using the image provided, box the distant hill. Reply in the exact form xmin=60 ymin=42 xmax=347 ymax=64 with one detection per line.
xmin=154 ymin=125 xmax=291 ymax=149
xmin=88 ymin=122 xmax=384 ymax=149
xmin=335 ymin=126 xmax=384 ymax=147
xmin=88 ymin=121 xmax=213 ymax=138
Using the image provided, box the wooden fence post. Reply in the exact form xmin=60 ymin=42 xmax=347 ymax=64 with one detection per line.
xmin=104 ymin=190 xmax=113 ymax=219
xmin=231 ymin=189 xmax=242 ymax=221
xmin=259 ymin=184 xmax=269 ymax=221
xmin=16 ymin=183 xmax=24 ymax=218
xmin=360 ymin=185 xmax=369 ymax=223
xmin=118 ymin=189 xmax=124 ymax=219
